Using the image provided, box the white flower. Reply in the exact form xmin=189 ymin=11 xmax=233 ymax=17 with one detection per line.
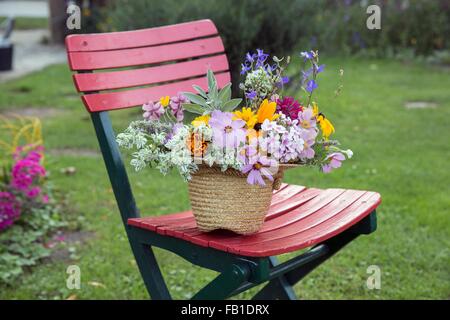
xmin=343 ymin=149 xmax=353 ymax=159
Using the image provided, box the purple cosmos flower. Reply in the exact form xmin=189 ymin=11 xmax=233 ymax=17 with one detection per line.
xmin=322 ymin=152 xmax=346 ymax=173
xmin=305 ymin=79 xmax=318 ymax=93
xmin=143 ymin=101 xmax=164 ymax=120
xmin=298 ymin=108 xmax=317 ymax=130
xmin=246 ymin=90 xmax=257 ymax=100
xmin=299 ymin=139 xmax=315 ymax=159
xmin=241 ymin=155 xmax=277 ymax=186
xmin=276 ymin=96 xmax=303 ymax=120
xmin=209 ymin=110 xmax=246 ymax=149
xmin=169 ymin=93 xmax=188 ymax=122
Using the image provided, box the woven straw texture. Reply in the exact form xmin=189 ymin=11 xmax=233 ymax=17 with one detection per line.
xmin=188 ymin=165 xmax=294 ymax=235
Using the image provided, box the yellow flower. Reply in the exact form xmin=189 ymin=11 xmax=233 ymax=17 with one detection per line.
xmin=256 ymin=99 xmax=280 ymax=124
xmin=233 ymin=107 xmax=257 ymax=129
xmin=317 ymin=114 xmax=335 ymax=140
xmin=191 ymin=115 xmax=210 ymax=127
xmin=312 ymin=102 xmax=335 ymax=139
xmin=312 ymin=102 xmax=319 ymax=117
xmin=159 ymin=96 xmax=170 ymax=107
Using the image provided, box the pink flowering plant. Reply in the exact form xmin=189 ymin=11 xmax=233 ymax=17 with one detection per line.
xmin=0 ymin=144 xmax=66 ymax=284
xmin=117 ymin=50 xmax=353 ymax=186
xmin=0 ymin=146 xmax=49 ymax=231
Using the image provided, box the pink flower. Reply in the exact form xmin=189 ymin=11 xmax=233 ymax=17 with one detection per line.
xmin=11 ymin=149 xmax=46 ymax=195
xmin=241 ymin=155 xmax=278 ymax=186
xmin=169 ymin=93 xmax=188 ymax=122
xmin=322 ymin=152 xmax=346 ymax=173
xmin=142 ymin=101 xmax=164 ymax=120
xmin=276 ymin=96 xmax=303 ymax=120
xmin=26 ymin=186 xmax=41 ymax=198
xmin=209 ymin=110 xmax=246 ymax=149
xmin=0 ymin=192 xmax=21 ymax=231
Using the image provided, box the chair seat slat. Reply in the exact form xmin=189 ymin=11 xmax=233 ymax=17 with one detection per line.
xmin=127 ymin=187 xmax=381 ymax=257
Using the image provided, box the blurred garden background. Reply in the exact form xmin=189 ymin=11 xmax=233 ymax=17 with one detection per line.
xmin=0 ymin=0 xmax=449 ymax=299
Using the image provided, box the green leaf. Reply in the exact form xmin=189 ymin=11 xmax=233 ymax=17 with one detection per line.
xmin=192 ymin=85 xmax=207 ymax=98
xmin=218 ymin=83 xmax=232 ymax=105
xmin=182 ymin=92 xmax=207 ymax=107
xmin=207 ymin=69 xmax=216 ymax=90
xmin=182 ymin=111 xmax=198 ymax=125
xmin=221 ymin=98 xmax=242 ymax=112
xmin=181 ymin=103 xmax=204 ymax=114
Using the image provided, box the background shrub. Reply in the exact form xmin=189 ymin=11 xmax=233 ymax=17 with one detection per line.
xmin=98 ymin=0 xmax=449 ymax=93
xmin=101 ymin=0 xmax=321 ymax=94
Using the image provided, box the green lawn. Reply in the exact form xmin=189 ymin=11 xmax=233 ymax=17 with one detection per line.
xmin=0 ymin=56 xmax=449 ymax=299
xmin=0 ymin=17 xmax=48 ymax=30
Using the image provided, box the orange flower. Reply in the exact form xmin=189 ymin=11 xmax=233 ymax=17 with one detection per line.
xmin=256 ymin=99 xmax=280 ymax=124
xmin=187 ymin=132 xmax=208 ymax=156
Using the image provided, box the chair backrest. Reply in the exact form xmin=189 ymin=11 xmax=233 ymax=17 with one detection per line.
xmin=65 ymin=19 xmax=230 ymax=112
xmin=65 ymin=20 xmax=230 ymax=226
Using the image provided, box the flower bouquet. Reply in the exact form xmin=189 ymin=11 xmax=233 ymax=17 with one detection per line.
xmin=117 ymin=50 xmax=353 ymax=234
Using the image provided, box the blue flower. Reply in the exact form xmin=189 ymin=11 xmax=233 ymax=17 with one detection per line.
xmin=277 ymin=76 xmax=290 ymax=87
xmin=281 ymin=76 xmax=289 ymax=84
xmin=305 ymin=79 xmax=318 ymax=93
xmin=302 ymin=68 xmax=312 ymax=82
xmin=300 ymin=50 xmax=314 ymax=61
xmin=256 ymin=49 xmax=269 ymax=62
xmin=240 ymin=63 xmax=251 ymax=75
xmin=317 ymin=64 xmax=325 ymax=73
xmin=246 ymin=90 xmax=257 ymax=100
xmin=245 ymin=52 xmax=256 ymax=64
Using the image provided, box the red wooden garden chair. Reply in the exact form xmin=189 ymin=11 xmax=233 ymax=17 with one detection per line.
xmin=65 ymin=20 xmax=381 ymax=300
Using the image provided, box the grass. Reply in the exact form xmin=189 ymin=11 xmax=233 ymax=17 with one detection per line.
xmin=0 ymin=17 xmax=48 ymax=30
xmin=0 ymin=56 xmax=449 ymax=299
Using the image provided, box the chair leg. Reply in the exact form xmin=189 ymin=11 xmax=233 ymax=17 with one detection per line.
xmin=129 ymin=239 xmax=171 ymax=300
xmin=252 ymin=257 xmax=297 ymax=300
xmin=192 ymin=263 xmax=251 ymax=300
xmin=285 ymin=232 xmax=359 ymax=286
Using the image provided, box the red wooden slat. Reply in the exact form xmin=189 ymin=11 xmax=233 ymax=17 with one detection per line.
xmin=68 ymin=37 xmax=225 ymax=71
xmin=126 ymin=188 xmax=381 ymax=257
xmin=234 ymin=192 xmax=380 ymax=256
xmin=270 ymin=185 xmax=306 ymax=206
xmin=127 ymin=210 xmax=192 ymax=229
xmin=220 ymin=189 xmax=365 ymax=253
xmin=206 ymin=189 xmax=349 ymax=251
xmin=66 ymin=20 xmax=218 ymax=52
xmin=73 ymin=55 xmax=229 ymax=92
xmin=82 ymin=72 xmax=231 ymax=112
xmin=167 ymin=189 xmax=320 ymax=244
xmin=274 ymin=183 xmax=289 ymax=193
xmin=265 ymin=188 xmax=321 ymax=221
